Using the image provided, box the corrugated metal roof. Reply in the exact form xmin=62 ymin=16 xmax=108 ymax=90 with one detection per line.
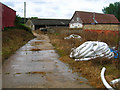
xmin=74 ymin=11 xmax=120 ymax=24
xmin=30 ymin=19 xmax=70 ymax=25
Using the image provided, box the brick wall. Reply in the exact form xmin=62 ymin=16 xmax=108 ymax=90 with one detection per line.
xmin=83 ymin=24 xmax=120 ymax=31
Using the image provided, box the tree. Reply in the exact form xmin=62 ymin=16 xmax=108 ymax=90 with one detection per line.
xmin=102 ymin=2 xmax=120 ymax=22
xmin=31 ymin=17 xmax=38 ymax=19
xmin=14 ymin=15 xmax=22 ymax=26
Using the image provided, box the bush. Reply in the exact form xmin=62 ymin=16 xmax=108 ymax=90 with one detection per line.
xmin=4 ymin=27 xmax=16 ymax=31
xmin=15 ymin=15 xmax=22 ymax=26
xmin=3 ymin=24 xmax=32 ymax=33
xmin=17 ymin=24 xmax=32 ymax=33
xmin=4 ymin=15 xmax=32 ymax=33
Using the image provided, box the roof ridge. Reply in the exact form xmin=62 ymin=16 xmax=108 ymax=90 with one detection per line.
xmin=30 ymin=18 xmax=70 ymax=21
xmin=76 ymin=11 xmax=105 ymax=15
xmin=38 ymin=18 xmax=70 ymax=20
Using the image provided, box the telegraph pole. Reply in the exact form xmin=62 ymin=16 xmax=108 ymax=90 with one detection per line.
xmin=24 ymin=2 xmax=26 ymax=24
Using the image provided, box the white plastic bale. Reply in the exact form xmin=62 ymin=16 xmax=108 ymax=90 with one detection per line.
xmin=64 ymin=34 xmax=81 ymax=39
xmin=101 ymin=67 xmax=114 ymax=90
xmin=70 ymin=41 xmax=114 ymax=61
xmin=110 ymin=78 xmax=120 ymax=85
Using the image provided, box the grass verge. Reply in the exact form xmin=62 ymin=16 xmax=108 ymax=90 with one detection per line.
xmin=46 ymin=29 xmax=120 ymax=88
xmin=2 ymin=29 xmax=35 ymax=63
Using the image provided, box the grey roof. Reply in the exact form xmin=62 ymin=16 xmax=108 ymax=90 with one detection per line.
xmin=30 ymin=19 xmax=70 ymax=26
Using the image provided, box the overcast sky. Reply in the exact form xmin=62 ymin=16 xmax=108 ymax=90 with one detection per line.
xmin=1 ymin=0 xmax=120 ymax=19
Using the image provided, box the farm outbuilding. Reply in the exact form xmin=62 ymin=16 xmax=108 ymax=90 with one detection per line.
xmin=69 ymin=11 xmax=120 ymax=33
xmin=26 ymin=19 xmax=70 ymax=30
xmin=0 ymin=2 xmax=16 ymax=30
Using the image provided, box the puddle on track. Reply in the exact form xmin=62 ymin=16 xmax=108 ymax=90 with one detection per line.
xmin=2 ymin=34 xmax=93 ymax=88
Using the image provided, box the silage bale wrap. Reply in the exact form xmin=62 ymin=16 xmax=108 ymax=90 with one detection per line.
xmin=64 ymin=34 xmax=81 ymax=39
xmin=101 ymin=67 xmax=120 ymax=89
xmin=110 ymin=78 xmax=120 ymax=85
xmin=70 ymin=41 xmax=114 ymax=61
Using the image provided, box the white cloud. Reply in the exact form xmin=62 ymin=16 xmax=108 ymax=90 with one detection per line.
xmin=1 ymin=0 xmax=120 ymax=19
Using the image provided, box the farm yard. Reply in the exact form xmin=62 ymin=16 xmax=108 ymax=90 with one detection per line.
xmin=3 ymin=29 xmax=93 ymax=88
xmin=37 ymin=27 xmax=120 ymax=88
xmin=1 ymin=1 xmax=120 ymax=89
xmin=2 ymin=27 xmax=120 ymax=88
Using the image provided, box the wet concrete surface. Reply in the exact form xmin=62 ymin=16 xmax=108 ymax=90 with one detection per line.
xmin=2 ymin=34 xmax=93 ymax=88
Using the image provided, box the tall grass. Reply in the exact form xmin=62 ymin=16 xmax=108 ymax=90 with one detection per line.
xmin=47 ymin=28 xmax=120 ymax=88
xmin=4 ymin=24 xmax=32 ymax=33
xmin=2 ymin=29 xmax=35 ymax=62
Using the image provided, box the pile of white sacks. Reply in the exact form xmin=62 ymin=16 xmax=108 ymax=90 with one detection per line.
xmin=70 ymin=41 xmax=114 ymax=61
xmin=64 ymin=34 xmax=81 ymax=39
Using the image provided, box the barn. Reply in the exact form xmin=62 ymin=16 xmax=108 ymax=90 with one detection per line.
xmin=26 ymin=18 xmax=70 ymax=30
xmin=69 ymin=11 xmax=120 ymax=32
xmin=0 ymin=2 xmax=16 ymax=30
